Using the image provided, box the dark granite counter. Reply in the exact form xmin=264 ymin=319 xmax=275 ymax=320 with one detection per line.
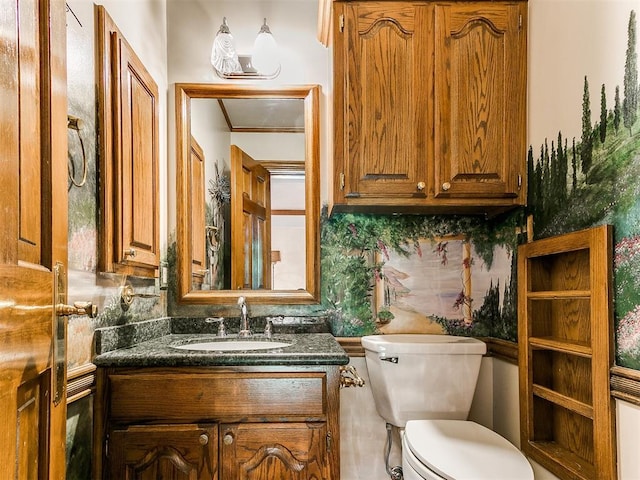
xmin=93 ymin=332 xmax=349 ymax=367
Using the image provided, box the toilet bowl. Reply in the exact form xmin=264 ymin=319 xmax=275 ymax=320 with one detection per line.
xmin=361 ymin=334 xmax=534 ymax=480
xmin=402 ymin=420 xmax=533 ymax=480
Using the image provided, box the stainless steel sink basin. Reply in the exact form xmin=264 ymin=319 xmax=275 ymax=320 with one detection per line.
xmin=172 ymin=339 xmax=291 ymax=352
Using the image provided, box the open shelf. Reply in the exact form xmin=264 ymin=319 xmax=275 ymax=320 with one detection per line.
xmin=518 ymin=225 xmax=616 ymax=480
xmin=529 ymin=337 xmax=592 ymax=357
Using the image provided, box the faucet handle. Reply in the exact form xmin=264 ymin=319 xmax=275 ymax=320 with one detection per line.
xmin=264 ymin=320 xmax=273 ymax=339
xmin=206 ymin=317 xmax=226 ymax=337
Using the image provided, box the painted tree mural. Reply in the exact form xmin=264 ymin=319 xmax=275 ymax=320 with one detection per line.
xmin=528 ymin=9 xmax=640 ymax=369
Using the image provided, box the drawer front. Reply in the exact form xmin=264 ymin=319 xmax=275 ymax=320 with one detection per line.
xmin=108 ymin=371 xmax=327 ymax=422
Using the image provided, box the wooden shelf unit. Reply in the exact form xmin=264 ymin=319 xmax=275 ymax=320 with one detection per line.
xmin=518 ymin=225 xmax=616 ymax=480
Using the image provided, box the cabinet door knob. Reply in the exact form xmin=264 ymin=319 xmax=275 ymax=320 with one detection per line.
xmin=199 ymin=433 xmax=209 ymax=445
xmin=223 ymin=433 xmax=234 ymax=445
xmin=417 ymin=181 xmax=426 ymax=191
xmin=124 ymin=248 xmax=136 ymax=258
xmin=442 ymin=182 xmax=451 ymax=191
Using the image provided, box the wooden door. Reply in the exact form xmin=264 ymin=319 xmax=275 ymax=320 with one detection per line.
xmin=433 ymin=2 xmax=527 ymax=200
xmin=0 ymin=0 xmax=68 ymax=478
xmin=109 ymin=425 xmax=218 ymax=480
xmin=190 ymin=136 xmax=206 ymax=288
xmin=334 ymin=2 xmax=431 ymax=202
xmin=220 ymin=423 xmax=328 ymax=480
xmin=230 ymin=145 xmax=271 ymax=290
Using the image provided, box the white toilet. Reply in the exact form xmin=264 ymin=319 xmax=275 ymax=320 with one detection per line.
xmin=362 ymin=334 xmax=534 ymax=480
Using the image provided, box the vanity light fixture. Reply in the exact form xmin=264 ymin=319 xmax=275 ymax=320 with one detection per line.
xmin=211 ymin=17 xmax=281 ymax=79
xmin=251 ymin=18 xmax=280 ymax=77
xmin=210 ymin=17 xmax=242 ymax=75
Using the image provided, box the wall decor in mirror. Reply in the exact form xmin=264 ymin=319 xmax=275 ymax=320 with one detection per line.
xmin=175 ymin=83 xmax=320 ymax=305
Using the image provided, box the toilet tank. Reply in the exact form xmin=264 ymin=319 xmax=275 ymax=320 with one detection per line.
xmin=361 ymin=334 xmax=487 ymax=427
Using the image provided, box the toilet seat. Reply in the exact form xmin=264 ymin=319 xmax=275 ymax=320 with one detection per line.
xmin=403 ymin=420 xmax=534 ymax=480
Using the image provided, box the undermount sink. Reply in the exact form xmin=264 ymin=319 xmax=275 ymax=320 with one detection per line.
xmin=172 ymin=339 xmax=291 ymax=352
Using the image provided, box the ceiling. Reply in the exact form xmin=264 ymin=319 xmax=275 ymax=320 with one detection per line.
xmin=218 ymin=97 xmax=305 ymax=132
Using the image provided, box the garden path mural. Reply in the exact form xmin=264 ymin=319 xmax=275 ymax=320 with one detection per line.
xmin=320 ymin=212 xmax=522 ymax=341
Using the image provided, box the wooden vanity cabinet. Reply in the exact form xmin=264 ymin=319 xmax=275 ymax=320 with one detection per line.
xmin=331 ymin=1 xmax=527 ymax=214
xmin=94 ymin=366 xmax=341 ymax=480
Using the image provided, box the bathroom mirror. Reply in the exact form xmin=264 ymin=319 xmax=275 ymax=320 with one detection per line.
xmin=175 ymin=83 xmax=320 ymax=305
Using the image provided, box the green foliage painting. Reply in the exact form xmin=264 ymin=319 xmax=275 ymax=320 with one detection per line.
xmin=527 ymin=10 xmax=640 ymax=370
xmin=320 ymin=211 xmax=523 ymax=340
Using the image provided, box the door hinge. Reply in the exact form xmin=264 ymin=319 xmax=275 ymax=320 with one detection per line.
xmin=519 ymin=14 xmax=523 ymax=30
xmin=339 ymin=14 xmax=344 ymax=32
xmin=518 ymin=174 xmax=522 ymax=189
xmin=340 ymin=172 xmax=345 ymax=190
xmin=326 ymin=432 xmax=333 ymax=451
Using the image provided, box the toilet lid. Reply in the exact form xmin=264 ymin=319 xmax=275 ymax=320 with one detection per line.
xmin=404 ymin=420 xmax=534 ymax=480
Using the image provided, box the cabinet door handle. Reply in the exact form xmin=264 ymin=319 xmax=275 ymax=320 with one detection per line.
xmin=417 ymin=181 xmax=425 ymax=191
xmin=123 ymin=248 xmax=136 ymax=258
xmin=223 ymin=433 xmax=234 ymax=445
xmin=199 ymin=433 xmax=209 ymax=446
xmin=442 ymin=182 xmax=451 ymax=191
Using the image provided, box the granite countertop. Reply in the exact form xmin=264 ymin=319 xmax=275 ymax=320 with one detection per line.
xmin=93 ymin=332 xmax=349 ymax=367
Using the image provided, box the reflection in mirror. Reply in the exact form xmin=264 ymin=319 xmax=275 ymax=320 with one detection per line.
xmin=176 ymin=84 xmax=320 ymax=305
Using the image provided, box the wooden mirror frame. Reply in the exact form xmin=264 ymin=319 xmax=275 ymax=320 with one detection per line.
xmin=175 ymin=83 xmax=321 ymax=305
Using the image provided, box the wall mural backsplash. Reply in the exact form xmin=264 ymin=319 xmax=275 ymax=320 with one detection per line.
xmin=527 ymin=9 xmax=640 ymax=370
xmin=320 ymin=211 xmax=523 ymax=341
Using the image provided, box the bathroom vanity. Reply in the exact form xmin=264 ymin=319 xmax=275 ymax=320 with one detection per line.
xmin=92 ymin=331 xmax=348 ymax=480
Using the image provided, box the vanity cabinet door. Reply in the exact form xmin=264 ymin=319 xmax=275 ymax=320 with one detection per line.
xmin=220 ymin=422 xmax=328 ymax=480
xmin=433 ymin=3 xmax=527 ymax=202
xmin=109 ymin=424 xmax=218 ymax=480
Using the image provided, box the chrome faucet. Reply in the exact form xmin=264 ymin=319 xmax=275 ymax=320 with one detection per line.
xmin=237 ymin=296 xmax=252 ymax=337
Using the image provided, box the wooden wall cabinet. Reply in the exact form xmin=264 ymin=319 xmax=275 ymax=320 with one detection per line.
xmin=331 ymin=1 xmax=527 ymax=215
xmin=96 ymin=5 xmax=160 ymax=278
xmin=94 ymin=366 xmax=341 ymax=480
xmin=518 ymin=225 xmax=616 ymax=480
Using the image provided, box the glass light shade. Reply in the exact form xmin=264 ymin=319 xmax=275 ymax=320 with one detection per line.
xmin=211 ymin=17 xmax=242 ymax=75
xmin=252 ymin=18 xmax=280 ymax=76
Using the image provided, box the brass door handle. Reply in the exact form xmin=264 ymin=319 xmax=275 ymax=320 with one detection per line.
xmin=123 ymin=248 xmax=136 ymax=258
xmin=417 ymin=181 xmax=426 ymax=191
xmin=199 ymin=434 xmax=209 ymax=446
xmin=56 ymin=301 xmax=98 ymax=318
xmin=223 ymin=433 xmax=234 ymax=445
xmin=442 ymin=182 xmax=451 ymax=191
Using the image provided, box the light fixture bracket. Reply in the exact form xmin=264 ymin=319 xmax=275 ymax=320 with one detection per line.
xmin=214 ymin=54 xmax=281 ymax=80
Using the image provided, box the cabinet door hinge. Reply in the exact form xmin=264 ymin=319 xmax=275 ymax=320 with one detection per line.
xmin=519 ymin=14 xmax=523 ymax=30
xmin=518 ymin=174 xmax=522 ymax=189
xmin=326 ymin=432 xmax=333 ymax=451
xmin=339 ymin=14 xmax=344 ymax=32
xmin=339 ymin=172 xmax=345 ymax=190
